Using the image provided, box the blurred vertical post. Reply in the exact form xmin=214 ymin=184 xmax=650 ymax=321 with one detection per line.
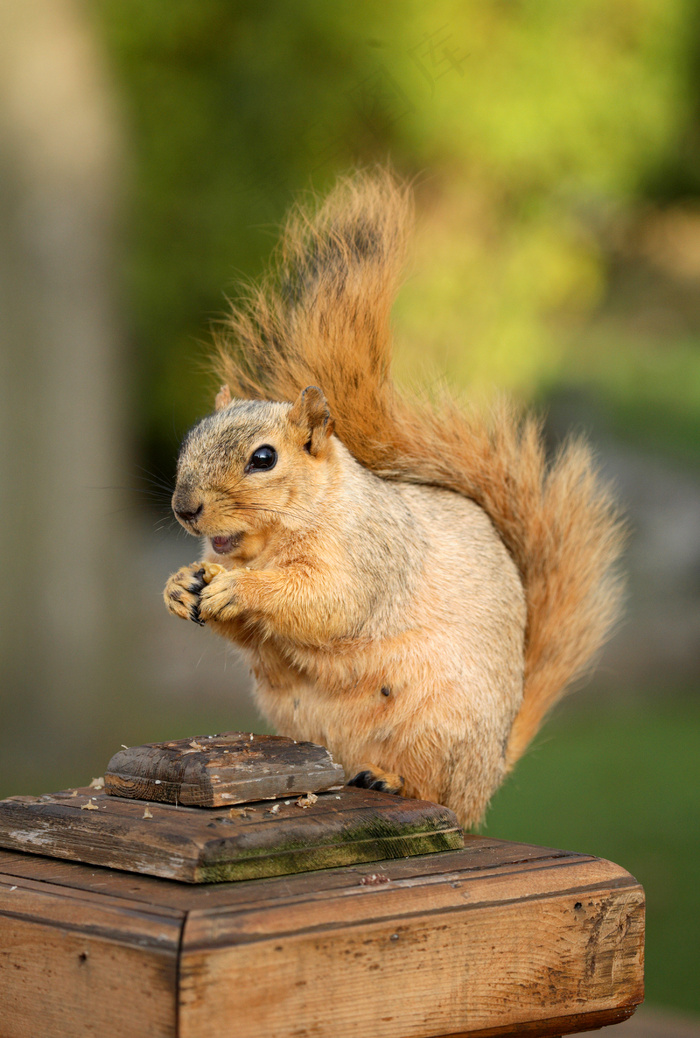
xmin=0 ymin=0 xmax=134 ymax=786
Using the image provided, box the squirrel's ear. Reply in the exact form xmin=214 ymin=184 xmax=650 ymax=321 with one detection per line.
xmin=289 ymin=386 xmax=334 ymax=456
xmin=214 ymin=384 xmax=232 ymax=411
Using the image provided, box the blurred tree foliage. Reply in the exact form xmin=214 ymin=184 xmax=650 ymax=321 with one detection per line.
xmin=91 ymin=0 xmax=700 ymax=473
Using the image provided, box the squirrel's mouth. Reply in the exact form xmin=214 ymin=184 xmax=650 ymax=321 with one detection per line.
xmin=211 ymin=534 xmax=242 ymax=555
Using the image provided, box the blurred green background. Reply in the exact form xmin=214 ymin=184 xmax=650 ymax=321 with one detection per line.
xmin=1 ymin=0 xmax=699 ymax=1020
xmin=92 ymin=0 xmax=700 ymax=470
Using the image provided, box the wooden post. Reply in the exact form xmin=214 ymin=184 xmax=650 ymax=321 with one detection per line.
xmin=0 ymin=838 xmax=644 ymax=1038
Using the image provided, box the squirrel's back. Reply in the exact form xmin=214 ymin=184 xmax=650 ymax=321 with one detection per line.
xmin=213 ymin=168 xmax=625 ymax=769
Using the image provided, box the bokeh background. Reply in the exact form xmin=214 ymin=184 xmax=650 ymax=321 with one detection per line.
xmin=1 ymin=0 xmax=699 ymax=1022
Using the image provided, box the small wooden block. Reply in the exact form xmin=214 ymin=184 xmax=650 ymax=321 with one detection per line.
xmin=0 ymin=786 xmax=464 ymax=883
xmin=104 ymin=731 xmax=345 ymax=806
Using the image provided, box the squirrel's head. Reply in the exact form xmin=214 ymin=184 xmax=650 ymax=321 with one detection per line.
xmin=172 ymin=385 xmax=335 ymax=560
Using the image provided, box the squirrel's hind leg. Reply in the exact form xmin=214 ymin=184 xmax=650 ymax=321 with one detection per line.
xmin=346 ymin=764 xmax=405 ymax=795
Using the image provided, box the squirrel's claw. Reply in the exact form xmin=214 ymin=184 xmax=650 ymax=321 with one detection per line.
xmin=164 ymin=562 xmax=219 ymax=625
xmin=198 ymin=574 xmax=242 ymax=623
xmin=347 ymin=766 xmax=405 ymax=796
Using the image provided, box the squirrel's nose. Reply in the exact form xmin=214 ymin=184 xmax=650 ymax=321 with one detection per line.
xmin=174 ymin=502 xmax=204 ymax=523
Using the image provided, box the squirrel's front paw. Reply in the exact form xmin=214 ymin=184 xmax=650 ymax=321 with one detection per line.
xmin=198 ymin=571 xmax=243 ymax=623
xmin=163 ymin=561 xmax=226 ymax=625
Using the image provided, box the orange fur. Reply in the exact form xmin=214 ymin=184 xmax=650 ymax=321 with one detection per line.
xmin=211 ymin=169 xmax=625 ymax=773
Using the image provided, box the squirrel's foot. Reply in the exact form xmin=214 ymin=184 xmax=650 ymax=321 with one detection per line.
xmin=346 ymin=764 xmax=405 ymax=795
xmin=198 ymin=569 xmax=243 ymax=623
xmin=163 ymin=561 xmax=226 ymax=625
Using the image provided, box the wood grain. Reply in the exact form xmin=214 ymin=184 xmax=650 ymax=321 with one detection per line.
xmin=447 ymin=1007 xmax=637 ymax=1037
xmin=178 ymin=855 xmax=644 ymax=1038
xmin=105 ymin=732 xmax=345 ymax=806
xmin=0 ymin=838 xmax=644 ymax=1038
xmin=0 ymin=786 xmax=463 ymax=883
xmin=0 ymin=836 xmax=575 ymax=910
xmin=0 ymin=873 xmax=181 ymax=1038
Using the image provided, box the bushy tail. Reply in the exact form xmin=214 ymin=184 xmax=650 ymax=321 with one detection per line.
xmin=213 ymin=169 xmax=625 ymax=769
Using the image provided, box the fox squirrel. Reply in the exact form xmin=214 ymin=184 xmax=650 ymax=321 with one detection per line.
xmin=164 ymin=170 xmax=624 ymax=828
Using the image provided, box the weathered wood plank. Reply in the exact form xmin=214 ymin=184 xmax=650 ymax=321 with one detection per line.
xmin=105 ymin=732 xmax=345 ymax=806
xmin=180 ymin=855 xmax=637 ymax=946
xmin=179 ymin=860 xmax=644 ymax=1038
xmin=0 ymin=786 xmax=463 ymax=883
xmin=0 ymin=874 xmax=181 ymax=1038
xmin=447 ymin=1006 xmax=638 ymax=1037
xmin=0 ymin=872 xmax=184 ymax=930
xmin=0 ymin=838 xmax=584 ymax=911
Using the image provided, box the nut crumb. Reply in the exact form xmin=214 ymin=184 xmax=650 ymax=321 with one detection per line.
xmin=89 ymin=777 xmax=104 ymax=790
xmin=267 ymin=803 xmax=281 ymax=815
xmin=143 ymin=806 xmax=153 ymax=819
xmin=359 ymin=873 xmax=391 ymax=886
xmin=229 ymin=806 xmax=255 ymax=818
xmin=295 ymin=792 xmax=318 ymax=809
xmin=81 ymin=801 xmax=99 ymax=811
xmin=120 ymin=744 xmax=129 ymax=750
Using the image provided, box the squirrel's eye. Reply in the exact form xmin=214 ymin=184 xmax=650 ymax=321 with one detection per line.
xmin=246 ymin=445 xmax=277 ymax=473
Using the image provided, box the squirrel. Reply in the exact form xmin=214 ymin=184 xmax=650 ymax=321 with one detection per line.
xmin=164 ymin=169 xmax=624 ymax=829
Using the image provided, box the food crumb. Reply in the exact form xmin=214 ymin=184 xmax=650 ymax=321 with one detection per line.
xmin=143 ymin=806 xmax=153 ymax=819
xmin=359 ymin=873 xmax=391 ymax=886
xmin=80 ymin=801 xmax=99 ymax=811
xmin=295 ymin=793 xmax=318 ymax=809
xmin=267 ymin=803 xmax=281 ymax=815
xmin=89 ymin=777 xmax=104 ymax=790
xmin=229 ymin=806 xmax=255 ymax=818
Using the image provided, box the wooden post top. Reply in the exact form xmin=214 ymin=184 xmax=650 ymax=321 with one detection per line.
xmin=0 ymin=785 xmax=464 ymax=883
xmin=0 ymin=732 xmax=465 ymax=883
